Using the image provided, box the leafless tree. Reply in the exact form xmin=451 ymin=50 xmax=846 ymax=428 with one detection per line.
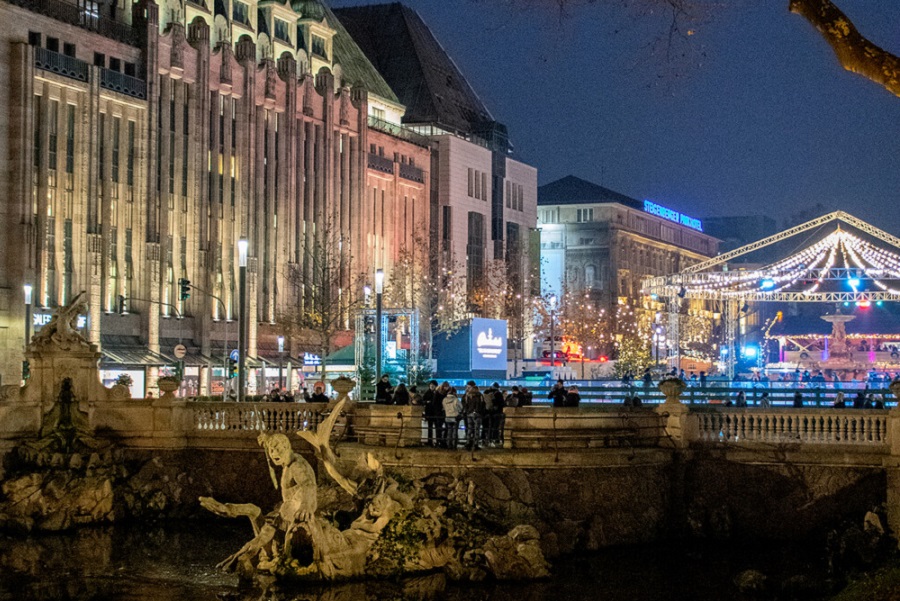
xmin=278 ymin=220 xmax=364 ymax=374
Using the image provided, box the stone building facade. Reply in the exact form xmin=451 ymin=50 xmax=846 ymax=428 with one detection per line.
xmin=538 ymin=176 xmax=720 ymax=362
xmin=335 ymin=3 xmax=539 ymax=318
xmin=0 ymin=0 xmax=430 ymax=392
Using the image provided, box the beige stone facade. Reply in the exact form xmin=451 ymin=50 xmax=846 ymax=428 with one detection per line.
xmin=0 ymin=0 xmax=430 ymax=389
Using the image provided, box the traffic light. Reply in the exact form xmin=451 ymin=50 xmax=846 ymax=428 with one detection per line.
xmin=118 ymin=295 xmax=127 ymax=314
xmin=228 ymin=357 xmax=238 ymax=379
xmin=22 ymin=360 xmax=30 ymax=381
xmin=178 ymin=278 xmax=191 ymax=301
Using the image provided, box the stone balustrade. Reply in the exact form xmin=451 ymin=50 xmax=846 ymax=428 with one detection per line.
xmin=695 ymin=409 xmax=890 ymax=446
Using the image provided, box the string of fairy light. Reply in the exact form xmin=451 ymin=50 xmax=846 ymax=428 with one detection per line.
xmin=672 ymin=229 xmax=900 ymax=298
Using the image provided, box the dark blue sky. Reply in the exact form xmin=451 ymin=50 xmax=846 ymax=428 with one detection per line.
xmin=331 ymin=0 xmax=900 ymax=232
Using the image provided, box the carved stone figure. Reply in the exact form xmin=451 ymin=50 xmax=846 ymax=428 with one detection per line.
xmin=31 ymin=291 xmax=90 ymax=350
xmin=201 ymin=398 xmax=551 ymax=583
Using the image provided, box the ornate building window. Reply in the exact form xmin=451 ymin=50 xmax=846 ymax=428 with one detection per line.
xmin=232 ymin=1 xmax=249 ymax=25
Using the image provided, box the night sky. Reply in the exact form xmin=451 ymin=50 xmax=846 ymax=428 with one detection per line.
xmin=330 ymin=0 xmax=900 ymax=233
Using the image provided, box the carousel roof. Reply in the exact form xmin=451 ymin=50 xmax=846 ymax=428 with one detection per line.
xmin=644 ymin=211 xmax=900 ymax=303
xmin=767 ymin=309 xmax=900 ymax=337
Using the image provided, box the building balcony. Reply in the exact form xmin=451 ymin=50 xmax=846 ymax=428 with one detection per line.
xmin=367 ymin=152 xmax=394 ymax=175
xmin=367 ymin=115 xmax=431 ymax=148
xmin=398 ymin=162 xmax=424 ymax=184
xmin=100 ymin=67 xmax=146 ymax=99
xmin=7 ymin=0 xmax=140 ymax=46
xmin=34 ymin=46 xmax=88 ymax=82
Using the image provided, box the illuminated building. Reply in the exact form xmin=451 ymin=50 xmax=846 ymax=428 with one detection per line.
xmin=334 ymin=3 xmax=539 ymax=310
xmin=537 ymin=176 xmax=718 ymax=307
xmin=0 ymin=0 xmax=430 ymax=392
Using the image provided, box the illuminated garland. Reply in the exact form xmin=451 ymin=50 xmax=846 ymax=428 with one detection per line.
xmin=675 ymin=229 xmax=900 ymax=298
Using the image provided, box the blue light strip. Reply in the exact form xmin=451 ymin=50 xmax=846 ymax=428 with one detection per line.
xmin=643 ymin=200 xmax=703 ymax=232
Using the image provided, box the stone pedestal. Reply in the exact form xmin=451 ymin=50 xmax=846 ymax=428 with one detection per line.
xmin=654 ymin=378 xmax=696 ymax=449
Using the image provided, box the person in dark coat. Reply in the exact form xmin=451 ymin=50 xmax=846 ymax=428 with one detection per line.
xmin=548 ymin=380 xmax=566 ymax=407
xmin=519 ymin=386 xmax=533 ymax=406
xmin=309 ymin=383 xmax=329 ymax=404
xmin=393 ymin=383 xmax=411 ymax=406
xmin=565 ymin=386 xmax=581 ymax=408
xmin=422 ymin=380 xmax=445 ymax=446
xmin=375 ymin=375 xmax=393 ymax=404
xmin=793 ymin=390 xmax=804 ymax=408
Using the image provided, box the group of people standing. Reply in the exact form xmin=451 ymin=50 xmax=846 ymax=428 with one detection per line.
xmin=547 ymin=380 xmax=581 ymax=407
xmin=374 ymin=377 xmax=534 ymax=450
xmin=264 ymin=383 xmax=329 ymax=403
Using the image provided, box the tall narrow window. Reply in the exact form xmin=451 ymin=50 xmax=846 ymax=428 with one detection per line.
xmin=112 ymin=117 xmax=120 ymax=183
xmin=63 ymin=219 xmax=73 ymax=302
xmin=127 ymin=120 xmax=135 ymax=200
xmin=466 ymin=211 xmax=485 ymax=295
xmin=65 ymin=105 xmax=75 ymax=175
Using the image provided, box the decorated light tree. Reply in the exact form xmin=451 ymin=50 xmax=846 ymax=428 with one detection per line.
xmin=558 ymin=291 xmax=612 ymax=378
xmin=613 ymin=301 xmax=654 ymax=378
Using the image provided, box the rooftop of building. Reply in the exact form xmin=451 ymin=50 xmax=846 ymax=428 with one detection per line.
xmin=333 ymin=2 xmax=495 ymax=137
xmin=314 ymin=0 xmax=400 ymax=104
xmin=537 ymin=175 xmax=643 ymax=210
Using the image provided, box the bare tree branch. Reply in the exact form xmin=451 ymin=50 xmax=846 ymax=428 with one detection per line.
xmin=789 ymin=0 xmax=900 ymax=97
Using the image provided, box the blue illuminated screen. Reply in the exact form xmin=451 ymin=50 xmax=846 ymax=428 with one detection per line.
xmin=470 ymin=318 xmax=508 ymax=371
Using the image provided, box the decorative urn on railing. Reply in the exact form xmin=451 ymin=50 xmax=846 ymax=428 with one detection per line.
xmin=657 ymin=375 xmax=686 ymax=405
xmin=157 ymin=376 xmax=181 ymax=394
xmin=331 ymin=376 xmax=355 ymax=401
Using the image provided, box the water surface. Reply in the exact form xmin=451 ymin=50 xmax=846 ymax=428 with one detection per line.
xmin=0 ymin=522 xmax=835 ymax=601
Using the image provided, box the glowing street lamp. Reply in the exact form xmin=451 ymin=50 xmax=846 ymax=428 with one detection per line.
xmin=237 ymin=237 xmax=248 ymax=403
xmin=375 ymin=269 xmax=385 ymax=383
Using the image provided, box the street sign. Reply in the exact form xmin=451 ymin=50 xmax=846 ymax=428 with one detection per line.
xmin=173 ymin=344 xmax=187 ymax=359
xmin=230 ymin=349 xmax=239 ymax=361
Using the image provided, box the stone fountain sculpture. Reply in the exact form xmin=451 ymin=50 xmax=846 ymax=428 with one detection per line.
xmin=819 ymin=311 xmax=862 ymax=373
xmin=0 ymin=295 xmax=124 ymax=532
xmin=201 ymin=394 xmax=550 ymax=583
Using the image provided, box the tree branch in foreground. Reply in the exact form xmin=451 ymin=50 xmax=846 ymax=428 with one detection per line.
xmin=789 ymin=0 xmax=900 ymax=97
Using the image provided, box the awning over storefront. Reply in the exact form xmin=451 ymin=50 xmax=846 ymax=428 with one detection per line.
xmin=101 ymin=346 xmax=173 ymax=368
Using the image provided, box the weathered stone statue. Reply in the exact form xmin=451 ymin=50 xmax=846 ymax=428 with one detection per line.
xmin=31 ymin=291 xmax=91 ymax=351
xmin=201 ymin=398 xmax=550 ymax=583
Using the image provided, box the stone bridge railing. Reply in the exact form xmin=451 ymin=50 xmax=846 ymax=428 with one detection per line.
xmin=2 ymin=374 xmax=899 ymax=459
xmin=695 ymin=409 xmax=890 ymax=446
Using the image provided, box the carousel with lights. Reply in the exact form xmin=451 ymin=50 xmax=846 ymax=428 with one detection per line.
xmin=642 ymin=211 xmax=900 ymax=380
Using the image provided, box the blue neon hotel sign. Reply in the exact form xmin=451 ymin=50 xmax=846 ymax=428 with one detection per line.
xmin=643 ymin=200 xmax=703 ymax=232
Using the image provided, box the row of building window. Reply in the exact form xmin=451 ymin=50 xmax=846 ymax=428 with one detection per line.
xmin=539 ymin=207 xmax=592 ymax=223
xmin=467 ymin=168 xmax=487 ymax=201
xmin=28 ymin=31 xmax=137 ymax=76
xmin=505 ymin=181 xmax=525 ymax=212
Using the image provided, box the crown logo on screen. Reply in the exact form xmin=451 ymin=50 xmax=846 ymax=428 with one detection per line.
xmin=476 ymin=328 xmax=503 ymax=358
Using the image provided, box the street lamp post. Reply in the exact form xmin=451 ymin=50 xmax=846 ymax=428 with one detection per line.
xmin=23 ymin=284 xmax=33 ymax=382
xmin=277 ymin=335 xmax=285 ymax=389
xmin=652 ymin=325 xmax=666 ymax=371
xmin=549 ymin=294 xmax=557 ymax=368
xmin=237 ymin=238 xmax=248 ymax=403
xmin=23 ymin=284 xmax=33 ymax=351
xmin=375 ymin=269 xmax=384 ymax=384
